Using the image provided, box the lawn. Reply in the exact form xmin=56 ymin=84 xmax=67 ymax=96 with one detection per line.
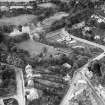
xmin=16 ymin=39 xmax=56 ymax=57
xmin=0 ymin=14 xmax=36 ymax=26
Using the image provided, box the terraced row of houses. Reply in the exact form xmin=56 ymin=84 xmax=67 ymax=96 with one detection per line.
xmin=0 ymin=0 xmax=52 ymax=10
xmin=0 ymin=0 xmax=51 ymax=5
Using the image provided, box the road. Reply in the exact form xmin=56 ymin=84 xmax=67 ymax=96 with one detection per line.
xmin=60 ymin=29 xmax=105 ymax=105
xmin=63 ymin=28 xmax=105 ymax=51
xmin=0 ymin=64 xmax=25 ymax=105
xmin=14 ymin=68 xmax=25 ymax=105
xmin=46 ymin=28 xmax=105 ymax=51
xmin=83 ymin=73 xmax=105 ymax=105
xmin=60 ymin=52 xmax=105 ymax=105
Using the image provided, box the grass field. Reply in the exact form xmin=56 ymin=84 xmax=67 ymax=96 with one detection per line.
xmin=16 ymin=40 xmax=56 ymax=56
xmin=0 ymin=14 xmax=36 ymax=26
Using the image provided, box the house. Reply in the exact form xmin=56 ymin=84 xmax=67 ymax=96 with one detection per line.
xmin=95 ymin=84 xmax=105 ymax=99
xmin=0 ymin=6 xmax=9 ymax=11
xmin=82 ymin=26 xmax=91 ymax=36
xmin=25 ymin=64 xmax=34 ymax=87
xmin=91 ymin=14 xmax=105 ymax=23
xmin=25 ymin=64 xmax=33 ymax=75
xmin=22 ymin=25 xmax=30 ymax=33
xmin=9 ymin=25 xmax=31 ymax=36
xmin=63 ymin=74 xmax=71 ymax=82
xmin=10 ymin=5 xmax=33 ymax=10
xmin=94 ymin=35 xmax=100 ymax=40
xmin=72 ymin=21 xmax=85 ymax=29
xmin=26 ymin=88 xmax=39 ymax=101
xmin=26 ymin=6 xmax=33 ymax=9
xmin=36 ymin=0 xmax=51 ymax=3
xmin=60 ymin=0 xmax=71 ymax=3
xmin=69 ymin=40 xmax=77 ymax=44
xmin=63 ymin=63 xmax=72 ymax=69
xmin=9 ymin=27 xmax=22 ymax=36
xmin=10 ymin=6 xmax=25 ymax=9
xmin=84 ymin=26 xmax=91 ymax=31
xmin=85 ymin=70 xmax=93 ymax=79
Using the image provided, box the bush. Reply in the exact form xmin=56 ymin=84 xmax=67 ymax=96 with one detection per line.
xmin=99 ymin=22 xmax=105 ymax=30
xmin=0 ymin=32 xmax=4 ymax=43
xmin=11 ymin=33 xmax=29 ymax=43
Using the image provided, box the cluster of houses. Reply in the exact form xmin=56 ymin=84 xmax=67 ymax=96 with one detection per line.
xmin=25 ymin=64 xmax=42 ymax=101
xmin=91 ymin=14 xmax=105 ymax=23
xmin=9 ymin=22 xmax=44 ymax=41
xmin=9 ymin=25 xmax=30 ymax=36
xmin=56 ymin=28 xmax=77 ymax=45
xmin=0 ymin=0 xmax=51 ymax=11
xmin=69 ymin=14 xmax=105 ymax=41
xmin=95 ymin=84 xmax=105 ymax=100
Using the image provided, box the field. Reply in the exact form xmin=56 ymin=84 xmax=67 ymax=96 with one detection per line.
xmin=0 ymin=14 xmax=36 ymax=26
xmin=41 ymin=12 xmax=69 ymax=28
xmin=16 ymin=40 xmax=57 ymax=56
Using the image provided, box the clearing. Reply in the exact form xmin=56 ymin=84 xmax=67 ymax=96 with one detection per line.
xmin=16 ymin=40 xmax=56 ymax=56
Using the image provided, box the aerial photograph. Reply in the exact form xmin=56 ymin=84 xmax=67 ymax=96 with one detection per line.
xmin=0 ymin=0 xmax=105 ymax=105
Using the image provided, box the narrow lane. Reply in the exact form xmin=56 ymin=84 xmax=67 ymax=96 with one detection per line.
xmin=0 ymin=63 xmax=25 ymax=105
xmin=63 ymin=29 xmax=105 ymax=51
xmin=15 ymin=69 xmax=25 ymax=105
xmin=83 ymin=73 xmax=105 ymax=105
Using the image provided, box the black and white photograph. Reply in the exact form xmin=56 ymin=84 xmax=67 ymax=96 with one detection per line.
xmin=0 ymin=0 xmax=105 ymax=105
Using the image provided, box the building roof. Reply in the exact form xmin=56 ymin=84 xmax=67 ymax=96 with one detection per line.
xmin=25 ymin=64 xmax=32 ymax=71
xmin=10 ymin=6 xmax=25 ymax=9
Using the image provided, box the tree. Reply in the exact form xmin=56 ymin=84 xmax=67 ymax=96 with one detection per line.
xmin=99 ymin=22 xmax=105 ymax=30
xmin=30 ymin=1 xmax=37 ymax=10
xmin=88 ymin=60 xmax=102 ymax=76
xmin=0 ymin=32 xmax=4 ymax=43
xmin=100 ymin=74 xmax=105 ymax=87
xmin=6 ymin=54 xmax=25 ymax=68
xmin=51 ymin=0 xmax=61 ymax=5
xmin=89 ymin=19 xmax=97 ymax=27
xmin=0 ymin=10 xmax=2 ymax=18
xmin=76 ymin=56 xmax=89 ymax=68
xmin=42 ymin=47 xmax=48 ymax=56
